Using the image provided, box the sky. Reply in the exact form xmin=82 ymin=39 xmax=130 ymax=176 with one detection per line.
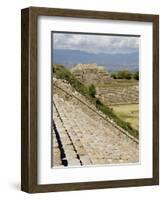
xmin=53 ymin=32 xmax=139 ymax=54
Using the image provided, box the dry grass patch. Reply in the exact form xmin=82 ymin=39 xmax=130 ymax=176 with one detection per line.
xmin=111 ymin=104 xmax=139 ymax=131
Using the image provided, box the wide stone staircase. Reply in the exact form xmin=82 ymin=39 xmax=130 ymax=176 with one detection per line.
xmin=52 ymin=79 xmax=139 ymax=167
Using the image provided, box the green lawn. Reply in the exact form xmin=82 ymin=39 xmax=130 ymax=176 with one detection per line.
xmin=111 ymin=104 xmax=139 ymax=131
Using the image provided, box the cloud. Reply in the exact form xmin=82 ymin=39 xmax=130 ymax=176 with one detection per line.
xmin=53 ymin=32 xmax=139 ymax=54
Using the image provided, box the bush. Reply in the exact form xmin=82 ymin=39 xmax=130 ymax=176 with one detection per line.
xmin=111 ymin=70 xmax=135 ymax=80
xmin=134 ymin=71 xmax=139 ymax=80
xmin=88 ymin=84 xmax=96 ymax=98
xmin=53 ymin=64 xmax=90 ymax=97
xmin=111 ymin=73 xmax=117 ymax=79
xmin=117 ymin=70 xmax=132 ymax=79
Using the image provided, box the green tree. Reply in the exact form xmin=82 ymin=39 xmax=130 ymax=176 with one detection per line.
xmin=134 ymin=71 xmax=139 ymax=80
xmin=88 ymin=84 xmax=96 ymax=98
xmin=117 ymin=70 xmax=132 ymax=79
xmin=111 ymin=73 xmax=117 ymax=79
xmin=125 ymin=71 xmax=132 ymax=80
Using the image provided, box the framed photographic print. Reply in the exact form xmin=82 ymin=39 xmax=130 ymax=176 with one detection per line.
xmin=21 ymin=7 xmax=159 ymax=193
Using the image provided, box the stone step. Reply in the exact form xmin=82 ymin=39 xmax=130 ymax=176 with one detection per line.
xmin=53 ymin=103 xmax=82 ymax=166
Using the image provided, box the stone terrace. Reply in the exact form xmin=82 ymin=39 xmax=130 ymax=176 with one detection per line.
xmin=96 ymin=84 xmax=139 ymax=105
xmin=70 ymin=64 xmax=111 ymax=85
xmin=70 ymin=64 xmax=139 ymax=105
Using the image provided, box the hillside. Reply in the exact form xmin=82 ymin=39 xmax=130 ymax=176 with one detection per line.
xmin=53 ymin=49 xmax=139 ymax=72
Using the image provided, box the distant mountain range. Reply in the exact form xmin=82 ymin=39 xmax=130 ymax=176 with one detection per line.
xmin=53 ymin=49 xmax=139 ymax=72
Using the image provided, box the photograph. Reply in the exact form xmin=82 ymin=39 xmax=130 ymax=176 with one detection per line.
xmin=52 ymin=32 xmax=140 ymax=167
xmin=21 ymin=7 xmax=159 ymax=193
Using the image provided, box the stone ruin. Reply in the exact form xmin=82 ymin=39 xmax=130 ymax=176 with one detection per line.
xmin=70 ymin=63 xmax=111 ymax=85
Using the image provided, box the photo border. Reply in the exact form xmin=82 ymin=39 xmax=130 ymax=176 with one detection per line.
xmin=21 ymin=7 xmax=159 ymax=193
